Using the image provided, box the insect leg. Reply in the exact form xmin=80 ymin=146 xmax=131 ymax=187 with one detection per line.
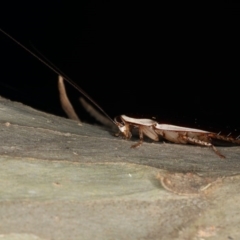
xmin=208 ymin=133 xmax=240 ymax=145
xmin=181 ymin=135 xmax=226 ymax=158
xmin=131 ymin=125 xmax=159 ymax=148
xmin=131 ymin=127 xmax=144 ymax=148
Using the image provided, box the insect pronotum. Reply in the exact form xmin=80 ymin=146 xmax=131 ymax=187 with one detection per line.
xmin=1 ymin=28 xmax=240 ymax=158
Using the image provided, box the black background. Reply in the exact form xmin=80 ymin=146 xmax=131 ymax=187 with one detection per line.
xmin=1 ymin=1 xmax=240 ymax=135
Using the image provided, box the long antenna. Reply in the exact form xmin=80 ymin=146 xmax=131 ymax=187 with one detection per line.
xmin=0 ymin=28 xmax=115 ymax=125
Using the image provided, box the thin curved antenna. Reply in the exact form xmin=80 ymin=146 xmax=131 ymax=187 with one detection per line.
xmin=0 ymin=28 xmax=115 ymax=125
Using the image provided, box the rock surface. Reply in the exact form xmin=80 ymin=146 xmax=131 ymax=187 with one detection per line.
xmin=0 ymin=96 xmax=240 ymax=240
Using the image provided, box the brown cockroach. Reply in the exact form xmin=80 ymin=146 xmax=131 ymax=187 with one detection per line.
xmin=1 ymin=28 xmax=240 ymax=158
xmin=114 ymin=116 xmax=240 ymax=159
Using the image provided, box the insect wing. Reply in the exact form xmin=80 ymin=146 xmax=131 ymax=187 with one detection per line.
xmin=120 ymin=115 xmax=157 ymax=126
xmin=154 ymin=123 xmax=211 ymax=144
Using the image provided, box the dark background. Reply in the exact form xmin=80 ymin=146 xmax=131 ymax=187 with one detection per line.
xmin=1 ymin=2 xmax=240 ymax=135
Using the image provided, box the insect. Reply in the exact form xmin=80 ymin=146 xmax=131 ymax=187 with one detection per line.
xmin=1 ymin=28 xmax=240 ymax=158
xmin=114 ymin=115 xmax=240 ymax=158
